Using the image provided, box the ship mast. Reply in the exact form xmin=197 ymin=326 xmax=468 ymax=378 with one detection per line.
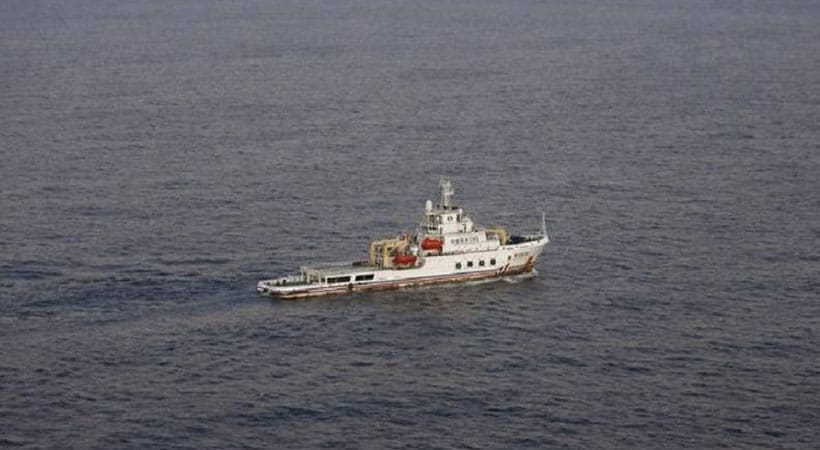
xmin=440 ymin=177 xmax=454 ymax=208
xmin=541 ymin=211 xmax=547 ymax=236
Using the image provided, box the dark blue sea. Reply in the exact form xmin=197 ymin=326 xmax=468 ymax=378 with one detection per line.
xmin=2 ymin=0 xmax=819 ymax=448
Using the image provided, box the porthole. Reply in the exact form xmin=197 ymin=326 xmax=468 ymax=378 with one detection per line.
xmin=467 ymin=261 xmax=473 ymax=268
xmin=490 ymin=258 xmax=496 ymax=266
xmin=455 ymin=262 xmax=462 ymax=270
xmin=479 ymin=260 xmax=485 ymax=267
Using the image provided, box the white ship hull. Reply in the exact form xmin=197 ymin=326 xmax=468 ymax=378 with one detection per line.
xmin=257 ymin=178 xmax=550 ymax=299
xmin=257 ymin=235 xmax=548 ymax=299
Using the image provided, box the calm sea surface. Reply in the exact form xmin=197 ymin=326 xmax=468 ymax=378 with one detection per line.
xmin=2 ymin=0 xmax=819 ymax=448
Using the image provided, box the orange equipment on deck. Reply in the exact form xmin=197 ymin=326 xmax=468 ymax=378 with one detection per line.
xmin=393 ymin=254 xmax=417 ymax=266
xmin=421 ymin=237 xmax=442 ymax=251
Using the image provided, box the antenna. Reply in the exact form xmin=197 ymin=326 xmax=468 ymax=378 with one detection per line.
xmin=540 ymin=211 xmax=547 ymax=236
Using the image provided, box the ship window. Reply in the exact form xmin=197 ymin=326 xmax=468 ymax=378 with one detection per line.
xmin=479 ymin=260 xmax=485 ymax=267
xmin=490 ymin=258 xmax=496 ymax=266
xmin=326 ymin=276 xmax=351 ymax=284
xmin=467 ymin=261 xmax=473 ymax=268
xmin=355 ymin=274 xmax=374 ymax=281
xmin=455 ymin=262 xmax=462 ymax=270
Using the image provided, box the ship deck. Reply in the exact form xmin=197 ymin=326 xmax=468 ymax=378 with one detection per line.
xmin=301 ymin=261 xmax=376 ymax=277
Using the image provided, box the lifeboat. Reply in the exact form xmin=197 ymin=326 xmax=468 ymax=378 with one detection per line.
xmin=393 ymin=254 xmax=417 ymax=267
xmin=421 ymin=237 xmax=442 ymax=251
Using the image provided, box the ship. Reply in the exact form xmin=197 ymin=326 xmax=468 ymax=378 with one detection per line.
xmin=257 ymin=178 xmax=550 ymax=299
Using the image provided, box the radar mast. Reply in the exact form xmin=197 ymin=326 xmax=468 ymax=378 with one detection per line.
xmin=439 ymin=177 xmax=454 ymax=208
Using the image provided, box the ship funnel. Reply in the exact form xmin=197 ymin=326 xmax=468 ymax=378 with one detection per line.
xmin=440 ymin=177 xmax=454 ymax=208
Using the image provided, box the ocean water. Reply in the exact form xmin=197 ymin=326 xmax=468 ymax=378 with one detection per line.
xmin=2 ymin=0 xmax=819 ymax=448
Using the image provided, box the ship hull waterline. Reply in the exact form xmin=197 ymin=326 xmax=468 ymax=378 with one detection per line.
xmin=258 ymin=260 xmax=536 ymax=299
xmin=257 ymin=233 xmax=547 ymax=300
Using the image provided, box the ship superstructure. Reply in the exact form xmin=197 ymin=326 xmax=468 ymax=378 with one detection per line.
xmin=257 ymin=178 xmax=549 ymax=299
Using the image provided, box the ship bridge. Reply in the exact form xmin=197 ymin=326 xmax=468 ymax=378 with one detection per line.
xmin=418 ymin=178 xmax=502 ymax=254
xmin=420 ymin=178 xmax=475 ymax=234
